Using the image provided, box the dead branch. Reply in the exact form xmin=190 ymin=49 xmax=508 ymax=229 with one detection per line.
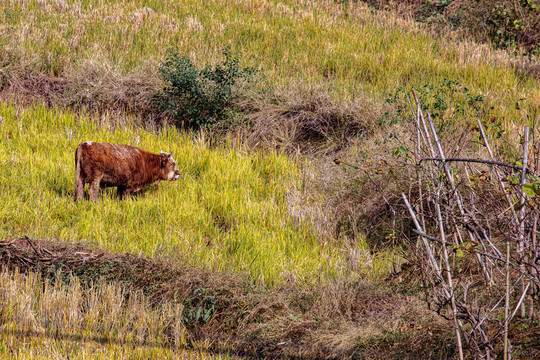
xmin=419 ymin=157 xmax=531 ymax=173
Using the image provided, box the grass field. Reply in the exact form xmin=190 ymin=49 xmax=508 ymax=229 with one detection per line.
xmin=0 ymin=101 xmax=382 ymax=287
xmin=1 ymin=0 xmax=538 ymax=130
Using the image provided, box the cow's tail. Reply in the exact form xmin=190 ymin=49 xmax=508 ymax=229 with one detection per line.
xmin=74 ymin=145 xmax=83 ymax=201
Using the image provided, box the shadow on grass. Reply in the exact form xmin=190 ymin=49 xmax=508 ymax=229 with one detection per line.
xmin=0 ymin=328 xmax=312 ymax=360
xmin=47 ymin=179 xmax=159 ymax=202
xmin=1 ymin=328 xmax=175 ymax=351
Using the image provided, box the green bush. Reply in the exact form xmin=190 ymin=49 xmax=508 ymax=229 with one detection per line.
xmin=156 ymin=46 xmax=258 ymax=127
xmin=382 ymin=79 xmax=490 ymax=133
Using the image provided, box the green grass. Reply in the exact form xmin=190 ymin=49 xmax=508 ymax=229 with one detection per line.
xmin=1 ymin=0 xmax=538 ymax=130
xmin=0 ymin=101 xmax=381 ymax=286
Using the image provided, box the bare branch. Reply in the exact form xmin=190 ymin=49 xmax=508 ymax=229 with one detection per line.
xmin=419 ymin=157 xmax=532 ymax=173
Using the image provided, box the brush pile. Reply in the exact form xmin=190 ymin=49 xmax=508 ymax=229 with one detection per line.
xmin=400 ymin=92 xmax=540 ymax=359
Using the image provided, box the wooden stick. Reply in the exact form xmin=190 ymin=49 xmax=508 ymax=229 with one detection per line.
xmin=531 ymin=212 xmax=537 ymax=327
xmin=435 ymin=202 xmax=464 ymax=360
xmin=411 ymin=229 xmax=520 ymax=268
xmin=477 ymin=119 xmax=520 ymax=223
xmin=404 ymin=195 xmax=463 ymax=338
xmin=519 ymin=126 xmax=530 ymax=240
xmin=411 ymin=92 xmax=428 ymax=239
xmin=411 ymin=92 xmax=431 ymax=155
xmin=509 ymin=281 xmax=531 ymax=325
xmin=412 ymin=90 xmax=436 ymax=158
xmin=419 ymin=157 xmax=533 ymax=173
xmin=403 ymin=193 xmax=441 ymax=275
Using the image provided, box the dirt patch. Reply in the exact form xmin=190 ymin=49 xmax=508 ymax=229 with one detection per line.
xmin=0 ymin=237 xmax=456 ymax=359
xmin=0 ymin=67 xmax=162 ymax=125
xmin=1 ymin=73 xmax=67 ymax=106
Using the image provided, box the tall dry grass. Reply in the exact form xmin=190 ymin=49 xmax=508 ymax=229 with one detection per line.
xmin=0 ymin=269 xmax=219 ymax=359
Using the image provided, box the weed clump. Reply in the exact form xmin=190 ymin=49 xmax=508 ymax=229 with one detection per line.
xmin=364 ymin=0 xmax=540 ymax=57
xmin=156 ymin=47 xmax=258 ymax=128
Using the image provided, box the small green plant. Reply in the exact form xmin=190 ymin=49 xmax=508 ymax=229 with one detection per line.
xmin=484 ymin=1 xmax=539 ymax=54
xmin=182 ymin=288 xmax=216 ymax=325
xmin=44 ymin=262 xmax=70 ymax=286
xmin=0 ymin=68 xmax=11 ymax=90
xmin=156 ymin=46 xmax=258 ymax=128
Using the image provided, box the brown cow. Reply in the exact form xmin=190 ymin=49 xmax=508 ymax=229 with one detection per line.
xmin=74 ymin=141 xmax=181 ymax=201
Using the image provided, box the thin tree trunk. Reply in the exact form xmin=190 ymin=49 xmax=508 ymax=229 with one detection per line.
xmin=519 ymin=126 xmax=529 ymax=318
xmin=504 ymin=241 xmax=510 ymax=360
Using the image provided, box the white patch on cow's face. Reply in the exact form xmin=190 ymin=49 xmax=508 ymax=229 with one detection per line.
xmin=167 ymin=155 xmax=181 ymax=180
xmin=85 ymin=141 xmax=94 ymax=145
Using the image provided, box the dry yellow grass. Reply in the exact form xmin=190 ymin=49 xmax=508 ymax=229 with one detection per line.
xmin=0 ymin=269 xmax=233 ymax=359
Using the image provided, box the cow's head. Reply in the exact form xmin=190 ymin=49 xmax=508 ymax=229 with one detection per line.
xmin=160 ymin=151 xmax=181 ymax=181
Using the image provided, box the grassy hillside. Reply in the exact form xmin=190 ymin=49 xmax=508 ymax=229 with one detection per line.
xmin=0 ymin=101 xmax=385 ymax=286
xmin=1 ymin=0 xmax=538 ymax=130
xmin=1 ymin=0 xmax=540 ymax=358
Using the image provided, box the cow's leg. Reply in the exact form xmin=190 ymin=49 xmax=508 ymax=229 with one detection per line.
xmin=74 ymin=147 xmax=84 ymax=201
xmin=88 ymin=175 xmax=103 ymax=202
xmin=74 ymin=176 xmax=85 ymax=201
xmin=117 ymin=186 xmax=127 ymax=200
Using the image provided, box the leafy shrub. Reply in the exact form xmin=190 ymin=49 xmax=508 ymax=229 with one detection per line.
xmin=156 ymin=47 xmax=258 ymax=127
xmin=382 ymin=79 xmax=492 ymax=134
xmin=483 ymin=2 xmax=538 ymax=55
xmin=484 ymin=1 xmax=540 ymax=56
